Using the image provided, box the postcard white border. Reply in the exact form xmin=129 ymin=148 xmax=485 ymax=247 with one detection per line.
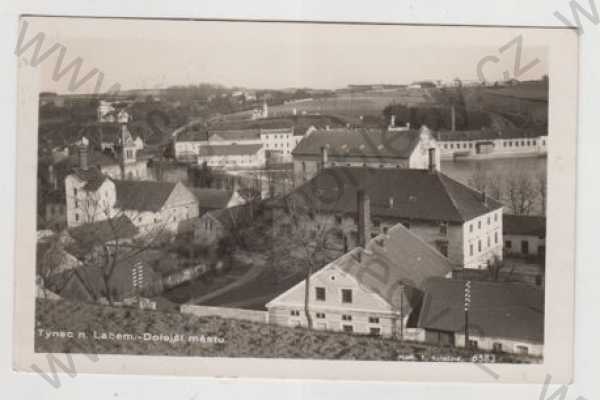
xmin=13 ymin=17 xmax=578 ymax=383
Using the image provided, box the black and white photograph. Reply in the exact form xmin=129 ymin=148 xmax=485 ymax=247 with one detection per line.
xmin=12 ymin=16 xmax=579 ymax=383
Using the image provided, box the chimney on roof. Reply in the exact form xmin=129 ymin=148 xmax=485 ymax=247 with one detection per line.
xmin=357 ymin=189 xmax=371 ymax=248
xmin=320 ymin=146 xmax=328 ymax=167
xmin=451 ymin=104 xmax=456 ymax=132
xmin=390 ymin=114 xmax=396 ymax=128
xmin=428 ymin=148 xmax=436 ymax=173
xmin=78 ymin=143 xmax=89 ymax=171
xmin=389 ymin=196 xmax=395 ymax=208
xmin=481 ymin=190 xmax=487 ymax=206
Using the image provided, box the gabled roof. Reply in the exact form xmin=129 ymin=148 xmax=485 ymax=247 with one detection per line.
xmin=114 ymin=180 xmax=177 ymax=212
xmin=503 ymin=214 xmax=546 ymax=237
xmin=203 ymin=204 xmax=255 ymax=231
xmin=197 ymin=144 xmax=263 ymax=157
xmin=292 ymin=128 xmax=421 ymax=159
xmin=208 ymin=129 xmax=261 ymax=142
xmin=335 ymin=223 xmax=454 ymax=313
xmin=71 ymin=166 xmax=109 ymax=191
xmin=417 ymin=277 xmax=544 ymax=343
xmin=189 ymin=187 xmax=234 ymax=210
xmin=66 ymin=215 xmax=138 ymax=256
xmin=286 ymin=167 xmax=503 ymax=223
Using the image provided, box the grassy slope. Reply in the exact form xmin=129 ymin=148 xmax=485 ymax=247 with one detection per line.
xmin=35 ymin=299 xmax=538 ymax=363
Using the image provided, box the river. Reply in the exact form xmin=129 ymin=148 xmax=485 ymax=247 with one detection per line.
xmin=441 ymin=156 xmax=547 ymax=215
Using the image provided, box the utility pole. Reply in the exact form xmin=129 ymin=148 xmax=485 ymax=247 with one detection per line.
xmin=399 ymin=285 xmax=404 ymax=341
xmin=464 ymin=280 xmax=471 ymax=349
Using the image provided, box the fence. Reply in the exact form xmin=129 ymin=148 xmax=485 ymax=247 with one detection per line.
xmin=180 ymin=304 xmax=269 ymax=323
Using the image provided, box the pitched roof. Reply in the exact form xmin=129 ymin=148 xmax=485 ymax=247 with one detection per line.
xmin=503 ymin=214 xmax=546 ymax=237
xmin=333 ymin=223 xmax=454 ymax=313
xmin=71 ymin=166 xmax=109 ymax=191
xmin=114 ymin=180 xmax=177 ymax=212
xmin=197 ymin=144 xmax=263 ymax=157
xmin=292 ymin=128 xmax=421 ymax=159
xmin=208 ymin=129 xmax=261 ymax=142
xmin=286 ymin=167 xmax=503 ymax=223
xmin=204 ymin=204 xmax=255 ymax=231
xmin=417 ymin=277 xmax=544 ymax=343
xmin=189 ymin=187 xmax=234 ymax=210
xmin=66 ymin=215 xmax=138 ymax=256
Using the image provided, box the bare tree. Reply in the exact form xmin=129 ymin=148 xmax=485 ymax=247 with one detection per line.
xmin=65 ymin=191 xmax=171 ymax=304
xmin=536 ymin=171 xmax=547 ymax=216
xmin=269 ymin=198 xmax=345 ymax=329
xmin=505 ymin=172 xmax=536 ymax=215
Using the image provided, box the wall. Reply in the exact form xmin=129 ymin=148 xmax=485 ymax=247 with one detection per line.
xmin=454 ymin=333 xmax=543 ymax=357
xmin=267 ymin=264 xmax=402 ymax=337
xmin=439 ymin=136 xmax=548 ymax=160
xmin=462 ymin=209 xmax=503 ymax=269
xmin=504 ymin=233 xmax=545 ymax=256
xmin=181 ymin=304 xmax=268 ymax=323
xmin=65 ymin=177 xmax=117 ymax=227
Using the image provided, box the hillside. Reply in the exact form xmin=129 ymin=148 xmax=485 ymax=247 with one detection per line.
xmin=35 ymin=299 xmax=538 ymax=362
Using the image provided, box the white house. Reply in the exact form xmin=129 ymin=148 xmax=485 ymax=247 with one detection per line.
xmin=503 ymin=214 xmax=546 ymax=257
xmin=282 ymin=164 xmax=504 ymax=269
xmin=266 ymin=223 xmax=454 ymax=337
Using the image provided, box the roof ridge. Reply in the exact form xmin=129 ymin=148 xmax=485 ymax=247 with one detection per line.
xmin=434 ymin=172 xmax=465 ymax=221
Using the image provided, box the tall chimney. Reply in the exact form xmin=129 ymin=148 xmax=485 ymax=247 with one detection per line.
xmin=428 ymin=148 xmax=436 ymax=173
xmin=390 ymin=114 xmax=396 ymax=128
xmin=357 ymin=189 xmax=371 ymax=248
xmin=78 ymin=143 xmax=88 ymax=171
xmin=481 ymin=190 xmax=487 ymax=206
xmin=451 ymin=104 xmax=456 ymax=132
xmin=320 ymin=146 xmax=328 ymax=167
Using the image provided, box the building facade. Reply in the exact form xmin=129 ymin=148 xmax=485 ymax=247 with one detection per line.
xmin=437 ymin=128 xmax=548 ymax=160
xmin=291 ymin=125 xmax=440 ymax=185
xmin=280 ymin=166 xmax=503 ymax=269
xmin=266 ymin=223 xmax=453 ymax=337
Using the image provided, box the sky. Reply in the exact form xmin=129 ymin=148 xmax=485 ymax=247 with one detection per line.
xmin=26 ymin=18 xmax=549 ymax=94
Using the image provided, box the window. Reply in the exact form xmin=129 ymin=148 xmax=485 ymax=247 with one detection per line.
xmin=439 ymin=241 xmax=448 ymax=257
xmin=505 ymin=240 xmax=512 ymax=249
xmin=74 ymin=200 xmax=79 ymax=208
xmin=73 ymin=188 xmax=78 ymax=196
xmin=478 ymin=240 xmax=482 ymax=253
xmin=316 ymin=312 xmax=326 ymax=319
xmin=516 ymin=345 xmax=529 ymax=355
xmin=494 ymin=213 xmax=498 ymax=222
xmin=342 ymin=314 xmax=352 ymax=321
xmin=315 ymin=287 xmax=326 ymax=301
xmin=74 ymin=213 xmax=79 ymax=222
xmin=369 ymin=327 xmax=381 ymax=336
xmin=468 ymin=340 xmax=478 ymax=349
xmin=494 ymin=231 xmax=498 ymax=244
xmin=493 ymin=342 xmax=503 ymax=352
xmin=368 ymin=317 xmax=380 ymax=324
xmin=342 ymin=325 xmax=354 ymax=333
xmin=521 ymin=240 xmax=529 ymax=255
xmin=439 ymin=222 xmax=448 ymax=236
xmin=487 ymin=216 xmax=490 ymax=225
xmin=469 ymin=224 xmax=473 ymax=233
xmin=290 ymin=310 xmax=300 ymax=316
xmin=341 ymin=289 xmax=353 ymax=304
xmin=478 ymin=220 xmax=481 ymax=229
xmin=335 ymin=214 xmax=342 ymax=224
xmin=469 ymin=243 xmax=473 ymax=257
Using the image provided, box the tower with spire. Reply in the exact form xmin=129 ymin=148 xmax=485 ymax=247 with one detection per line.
xmin=117 ymin=109 xmax=137 ymax=178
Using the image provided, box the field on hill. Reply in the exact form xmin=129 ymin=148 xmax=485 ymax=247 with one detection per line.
xmin=35 ymin=299 xmax=538 ymax=362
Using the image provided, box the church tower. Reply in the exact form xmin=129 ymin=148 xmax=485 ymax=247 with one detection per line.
xmin=117 ymin=109 xmax=137 ymax=178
